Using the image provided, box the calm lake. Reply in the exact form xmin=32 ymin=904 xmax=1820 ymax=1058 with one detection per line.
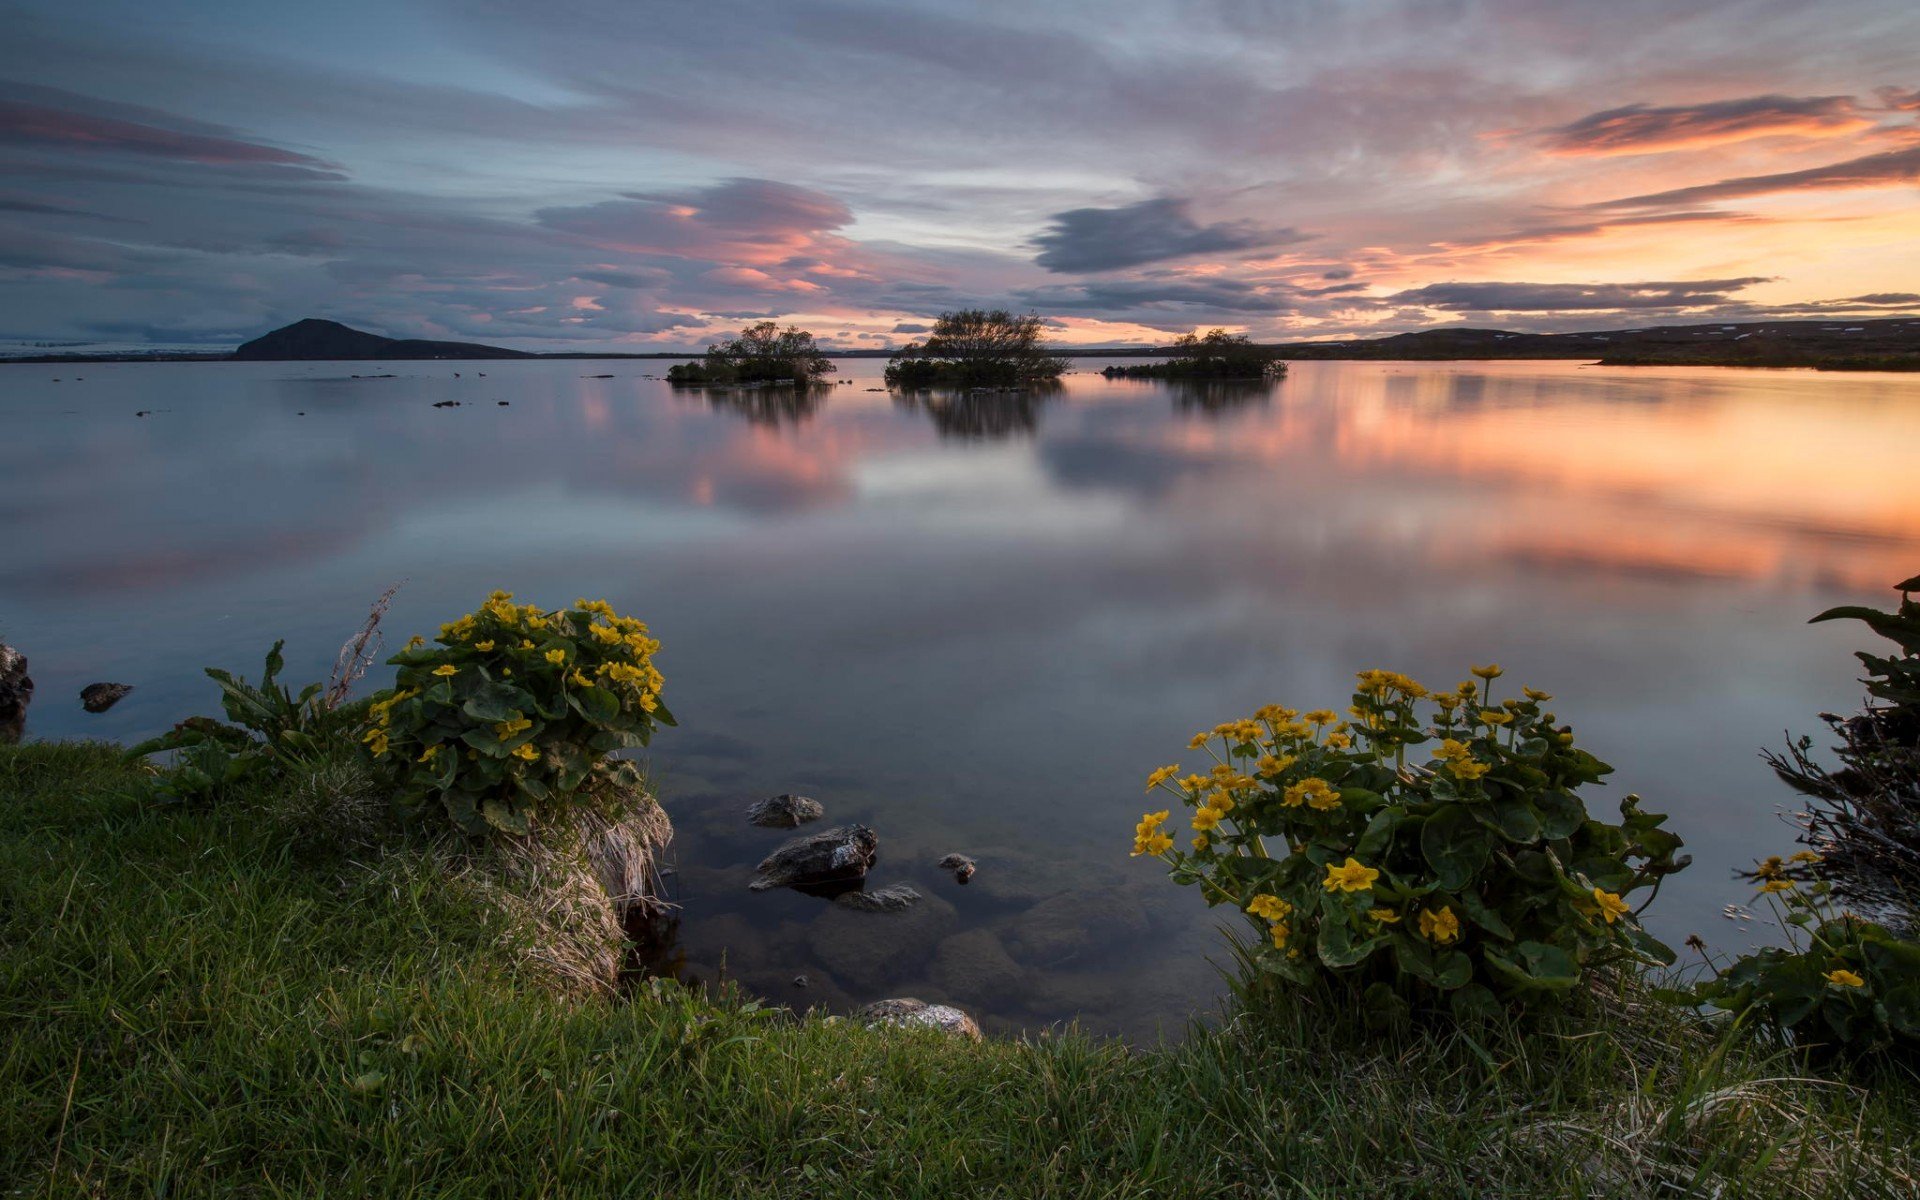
xmin=5 ymin=357 xmax=1918 ymax=1038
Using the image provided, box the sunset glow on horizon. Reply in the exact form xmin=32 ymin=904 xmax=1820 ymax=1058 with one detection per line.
xmin=2 ymin=1 xmax=1916 ymax=352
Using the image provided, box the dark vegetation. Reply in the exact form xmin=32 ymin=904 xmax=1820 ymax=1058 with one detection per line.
xmin=1101 ymin=328 xmax=1286 ymax=379
xmin=884 ymin=309 xmax=1067 ymax=388
xmin=1270 ymin=317 xmax=1920 ymax=369
xmin=665 ymin=321 xmax=836 ymax=386
xmin=230 ymin=318 xmax=535 ymax=361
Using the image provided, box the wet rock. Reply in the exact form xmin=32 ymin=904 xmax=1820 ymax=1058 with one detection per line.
xmin=806 ymin=890 xmax=957 ymax=991
xmin=961 ymin=851 xmax=1076 ymax=907
xmin=937 ymin=853 xmax=976 ymax=884
xmin=792 ymin=973 xmax=810 ymax=989
xmin=833 ymin=883 xmax=921 ymax=913
xmin=1000 ymin=887 xmax=1150 ymax=967
xmin=0 ymin=641 xmax=31 ymax=745
xmin=746 ymin=793 xmax=824 ymax=829
xmin=928 ymin=928 xmax=1024 ymax=1006
xmin=80 ymin=682 xmax=133 ymax=714
xmin=856 ymin=998 xmax=981 ymax=1040
xmin=749 ymin=824 xmax=877 ymax=893
xmin=431 ymin=400 xmax=460 ymax=408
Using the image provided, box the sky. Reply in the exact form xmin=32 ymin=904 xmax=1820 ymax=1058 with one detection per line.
xmin=2 ymin=0 xmax=1917 ymax=351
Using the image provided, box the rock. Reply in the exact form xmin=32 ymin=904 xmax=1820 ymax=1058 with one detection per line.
xmin=833 ymin=883 xmax=921 ymax=913
xmin=855 ymin=998 xmax=981 ymax=1040
xmin=806 ymin=890 xmax=957 ymax=991
xmin=0 ymin=642 xmax=32 ymax=745
xmin=936 ymin=853 xmax=976 ymax=884
xmin=749 ymin=824 xmax=877 ymax=893
xmin=79 ymin=682 xmax=133 ymax=713
xmin=792 ymin=974 xmax=810 ymax=989
xmin=1000 ymin=887 xmax=1150 ymax=967
xmin=928 ymin=928 xmax=1024 ymax=1005
xmin=431 ymin=400 xmax=460 ymax=408
xmin=960 ymin=851 xmax=1076 ymax=907
xmin=746 ymin=793 xmax=824 ymax=829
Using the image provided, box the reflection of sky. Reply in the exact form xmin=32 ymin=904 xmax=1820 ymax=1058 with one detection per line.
xmin=5 ymin=358 xmax=1918 ymax=1033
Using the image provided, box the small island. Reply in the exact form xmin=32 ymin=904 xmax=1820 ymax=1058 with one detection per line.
xmin=665 ymin=321 xmax=835 ymax=386
xmin=884 ymin=309 xmax=1067 ymax=388
xmin=1101 ymin=328 xmax=1285 ymax=380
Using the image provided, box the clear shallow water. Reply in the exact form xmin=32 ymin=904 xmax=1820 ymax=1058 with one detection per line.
xmin=4 ymin=357 xmax=1918 ymax=1039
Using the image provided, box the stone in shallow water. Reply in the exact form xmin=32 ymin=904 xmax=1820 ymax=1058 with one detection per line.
xmin=749 ymin=824 xmax=877 ymax=893
xmin=746 ymin=793 xmax=825 ymax=829
xmin=806 ymin=890 xmax=957 ymax=991
xmin=80 ymin=682 xmax=133 ymax=713
xmin=928 ymin=928 xmax=1024 ymax=1006
xmin=0 ymin=642 xmax=32 ymax=744
xmin=936 ymin=853 xmax=976 ymax=884
xmin=833 ymin=883 xmax=921 ymax=913
xmin=999 ymin=886 xmax=1150 ymax=967
xmin=855 ymin=998 xmax=981 ymax=1040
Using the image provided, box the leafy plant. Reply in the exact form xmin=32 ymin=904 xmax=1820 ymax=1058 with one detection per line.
xmin=1766 ymin=574 xmax=1920 ymax=915
xmin=1100 ymin=329 xmax=1287 ymax=380
xmin=127 ymin=642 xmax=353 ymax=803
xmin=1692 ymin=857 xmax=1920 ymax=1057
xmin=666 ymin=321 xmax=835 ymax=385
xmin=1134 ymin=667 xmax=1688 ymax=1019
xmin=885 ymin=309 xmax=1066 ymax=388
xmin=367 ymin=592 xmax=674 ymax=836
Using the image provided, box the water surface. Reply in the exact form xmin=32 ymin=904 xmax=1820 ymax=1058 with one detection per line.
xmin=5 ymin=357 xmax=1918 ymax=1038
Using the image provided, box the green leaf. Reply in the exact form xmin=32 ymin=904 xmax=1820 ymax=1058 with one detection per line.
xmin=1421 ymin=805 xmax=1492 ymax=890
xmin=1490 ymin=797 xmax=1542 ymax=842
xmin=461 ymin=681 xmax=527 ymax=724
xmin=1534 ymin=788 xmax=1585 ymax=838
xmin=482 ymin=796 xmax=531 ymax=835
xmin=1317 ymin=918 xmax=1389 ymax=969
xmin=1484 ymin=941 xmax=1579 ymax=992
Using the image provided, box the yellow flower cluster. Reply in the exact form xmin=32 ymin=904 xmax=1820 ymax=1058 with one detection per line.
xmin=1417 ymin=906 xmax=1461 ymax=944
xmin=1132 ymin=810 xmax=1174 ymax=857
xmin=1431 ymin=738 xmax=1489 ymax=781
xmin=1283 ymin=777 xmax=1340 ymax=810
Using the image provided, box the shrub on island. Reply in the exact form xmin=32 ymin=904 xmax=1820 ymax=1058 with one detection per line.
xmin=885 ymin=309 xmax=1067 ymax=388
xmin=1102 ymin=329 xmax=1285 ymax=380
xmin=667 ymin=321 xmax=835 ymax=386
xmin=1134 ymin=665 xmax=1687 ymax=1021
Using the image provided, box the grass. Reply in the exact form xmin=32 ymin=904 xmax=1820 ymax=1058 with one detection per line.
xmin=4 ymin=742 xmax=1917 ymax=1198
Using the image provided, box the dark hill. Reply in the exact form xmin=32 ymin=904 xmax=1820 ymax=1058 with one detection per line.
xmin=1270 ymin=317 xmax=1920 ymax=369
xmin=231 ymin=318 xmax=534 ymax=361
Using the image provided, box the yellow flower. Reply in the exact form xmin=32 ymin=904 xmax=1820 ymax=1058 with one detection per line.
xmin=1178 ymin=774 xmax=1208 ymax=793
xmin=511 ymin=743 xmax=539 ymax=762
xmin=1825 ymin=968 xmax=1864 ymax=988
xmin=493 ymin=715 xmax=533 ymax=741
xmin=1788 ymin=850 xmax=1823 ymax=865
xmin=1478 ymin=710 xmax=1513 ymax=726
xmin=1290 ymin=771 xmax=1336 ymax=810
xmin=1591 ymin=888 xmax=1630 ymax=924
xmin=1754 ymin=855 xmax=1786 ymax=880
xmin=1191 ymin=834 xmax=1209 ymax=851
xmin=1471 ymin=664 xmax=1504 ymax=680
xmin=1449 ymin=760 xmax=1490 ymax=781
xmin=363 ymin=730 xmax=390 ymax=757
xmin=1269 ymin=921 xmax=1291 ymax=949
xmin=1284 ymin=777 xmax=1339 ymax=810
xmin=405 ymin=635 xmax=425 ymax=650
xmin=1144 ymin=764 xmax=1181 ymax=792
xmin=591 ymin=623 xmax=623 ymax=644
xmin=1187 ymin=732 xmax=1210 ymax=750
xmin=1304 ymin=709 xmax=1337 ymax=726
xmin=1323 ymin=731 xmax=1352 ymax=750
xmin=417 ymin=745 xmax=439 ymax=764
xmin=1247 ymin=894 xmax=1293 ymax=921
xmin=1523 ymin=687 xmax=1552 ymax=702
xmin=1191 ymin=806 xmax=1223 ymax=832
xmin=1204 ymin=790 xmax=1236 ymax=814
xmin=1132 ymin=810 xmax=1175 ymax=856
xmin=1255 ymin=753 xmax=1296 ymax=776
xmin=431 ymin=664 xmax=458 ymax=677
xmin=519 ymin=639 xmax=534 ymax=650
xmin=570 ymin=670 xmax=593 ymax=688
xmin=1433 ymin=739 xmax=1472 ymax=763
xmin=544 ymin=648 xmax=567 ymax=665
xmin=1323 ymin=858 xmax=1380 ymax=893
xmin=1417 ymin=906 xmax=1462 ymax=944
xmin=1367 ymin=907 xmax=1401 ymax=924
xmin=474 ymin=640 xmax=496 ymax=652
xmin=1759 ymin=879 xmax=1794 ymax=894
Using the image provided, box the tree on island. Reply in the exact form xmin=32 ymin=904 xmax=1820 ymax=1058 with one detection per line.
xmin=1101 ymin=328 xmax=1285 ymax=380
xmin=667 ymin=321 xmax=836 ymax=386
xmin=884 ymin=309 xmax=1068 ymax=388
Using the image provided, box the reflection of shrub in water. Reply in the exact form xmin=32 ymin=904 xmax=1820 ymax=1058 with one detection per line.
xmin=1167 ymin=378 xmax=1275 ymax=416
xmin=680 ymin=383 xmax=827 ymax=429
xmin=893 ymin=384 xmax=1061 ymax=441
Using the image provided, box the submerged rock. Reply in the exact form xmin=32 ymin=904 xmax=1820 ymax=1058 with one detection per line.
xmin=1000 ymin=886 xmax=1150 ymax=967
xmin=856 ymin=998 xmax=981 ymax=1040
xmin=833 ymin=883 xmax=921 ymax=913
xmin=749 ymin=824 xmax=877 ymax=893
xmin=928 ymin=928 xmax=1024 ymax=1005
xmin=80 ymin=682 xmax=133 ymax=713
xmin=746 ymin=793 xmax=825 ymax=829
xmin=806 ymin=890 xmax=957 ymax=991
xmin=936 ymin=853 xmax=976 ymax=884
xmin=0 ymin=642 xmax=32 ymax=744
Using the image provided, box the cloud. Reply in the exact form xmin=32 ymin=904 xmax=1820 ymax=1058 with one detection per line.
xmin=1838 ymin=292 xmax=1920 ymax=305
xmin=1390 ymin=278 xmax=1771 ymax=312
xmin=1540 ymin=94 xmax=1872 ymax=156
xmin=537 ymin=178 xmax=853 ymax=267
xmin=891 ymin=321 xmax=929 ymax=333
xmin=0 ymin=98 xmax=343 ymax=177
xmin=1031 ymin=198 xmax=1311 ymax=273
xmin=1017 ymin=277 xmax=1303 ymax=315
xmin=1597 ymin=145 xmax=1920 ymax=208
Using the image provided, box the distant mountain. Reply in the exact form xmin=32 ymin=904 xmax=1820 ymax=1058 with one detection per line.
xmin=230 ymin=318 xmax=535 ymax=361
xmin=1270 ymin=317 xmax=1920 ymax=369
